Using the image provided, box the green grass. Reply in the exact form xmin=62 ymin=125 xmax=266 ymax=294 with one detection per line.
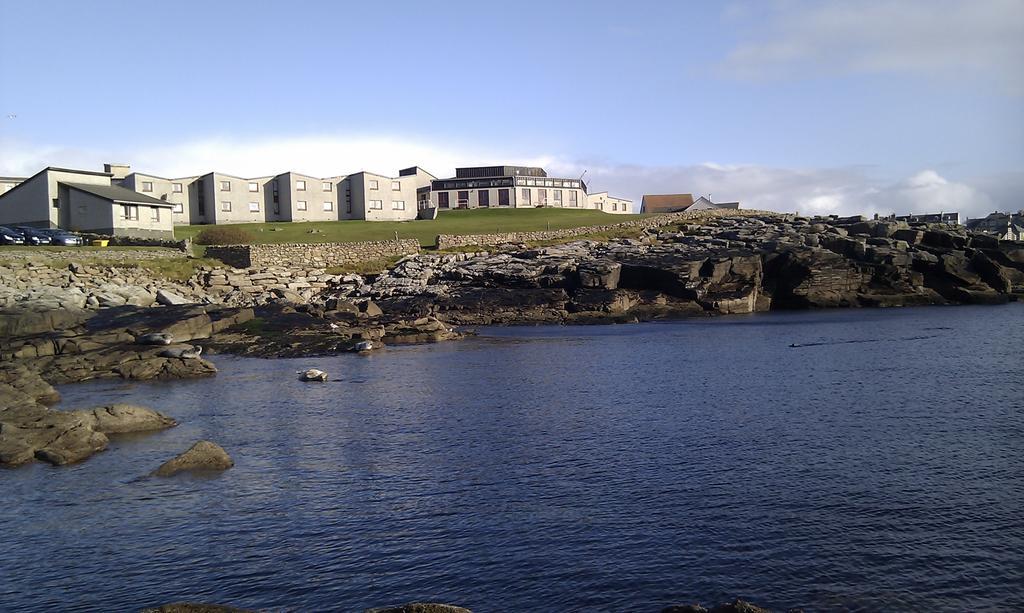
xmin=0 ymin=245 xmax=217 ymax=281
xmin=172 ymin=208 xmax=646 ymax=248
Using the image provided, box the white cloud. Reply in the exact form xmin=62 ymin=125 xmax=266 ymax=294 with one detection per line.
xmin=548 ymin=159 xmax=1000 ymax=219
xmin=719 ymin=0 xmax=1024 ymax=92
xmin=0 ymin=135 xmax=1012 ymax=220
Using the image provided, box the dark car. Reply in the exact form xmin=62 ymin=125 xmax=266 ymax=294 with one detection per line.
xmin=0 ymin=226 xmax=26 ymax=245
xmin=40 ymin=228 xmax=84 ymax=246
xmin=14 ymin=226 xmax=52 ymax=245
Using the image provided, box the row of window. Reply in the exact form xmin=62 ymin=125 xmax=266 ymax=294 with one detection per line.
xmin=437 ymin=188 xmax=579 ymax=207
xmin=368 ymin=200 xmax=405 ymax=210
xmin=368 ymin=180 xmax=402 ymax=191
xmin=174 ymin=200 xmax=385 ymax=215
xmin=143 ymin=177 xmax=404 ymax=195
xmin=516 ymin=178 xmax=581 ymax=188
xmin=121 ymin=205 xmax=160 ymax=222
xmin=217 ymin=201 xmax=337 ymax=213
xmin=144 ymin=179 xmax=339 ymax=194
xmin=142 ymin=181 xmax=184 ymax=193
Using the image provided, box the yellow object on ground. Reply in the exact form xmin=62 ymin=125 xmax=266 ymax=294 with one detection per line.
xmin=91 ymin=239 xmax=109 ymax=247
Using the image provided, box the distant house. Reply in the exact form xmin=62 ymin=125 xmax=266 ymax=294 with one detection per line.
xmin=688 ymin=196 xmax=739 ymax=212
xmin=0 ymin=166 xmax=174 ymax=238
xmin=640 ymin=193 xmax=740 ymax=214
xmin=893 ymin=212 xmax=960 ymax=225
xmin=587 ymin=191 xmax=633 ymax=214
xmin=0 ymin=176 xmax=24 ymax=195
xmin=966 ymin=211 xmax=1024 ymax=241
xmin=640 ymin=194 xmax=694 ymax=213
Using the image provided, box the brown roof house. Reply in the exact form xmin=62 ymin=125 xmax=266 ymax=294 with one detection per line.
xmin=640 ymin=194 xmax=740 ymax=214
xmin=640 ymin=193 xmax=694 ymax=214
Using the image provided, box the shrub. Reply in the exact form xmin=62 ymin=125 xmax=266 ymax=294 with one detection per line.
xmin=193 ymin=226 xmax=256 ymax=245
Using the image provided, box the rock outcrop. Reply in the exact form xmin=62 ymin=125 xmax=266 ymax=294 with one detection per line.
xmin=153 ymin=440 xmax=234 ymax=477
xmin=0 ymin=367 xmax=177 ymax=467
xmin=311 ymin=215 xmax=1022 ymax=324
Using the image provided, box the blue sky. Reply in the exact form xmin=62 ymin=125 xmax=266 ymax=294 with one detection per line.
xmin=1 ymin=0 xmax=1021 ymax=217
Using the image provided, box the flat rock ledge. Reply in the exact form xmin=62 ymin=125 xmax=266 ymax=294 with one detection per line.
xmin=0 ymin=366 xmax=177 ymax=467
xmin=153 ymin=440 xmax=233 ymax=477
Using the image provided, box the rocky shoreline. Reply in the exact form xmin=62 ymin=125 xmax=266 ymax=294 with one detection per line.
xmin=2 ymin=212 xmax=1022 ymax=468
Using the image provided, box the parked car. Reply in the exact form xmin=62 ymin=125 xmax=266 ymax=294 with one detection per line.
xmin=0 ymin=226 xmax=26 ymax=245
xmin=40 ymin=228 xmax=84 ymax=246
xmin=14 ymin=226 xmax=52 ymax=245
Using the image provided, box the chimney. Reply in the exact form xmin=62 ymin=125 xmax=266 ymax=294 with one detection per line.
xmin=104 ymin=163 xmax=131 ymax=180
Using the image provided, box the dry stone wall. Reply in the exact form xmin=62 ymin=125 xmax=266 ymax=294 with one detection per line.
xmin=205 ymin=239 xmax=421 ymax=269
xmin=435 ymin=209 xmax=780 ymax=249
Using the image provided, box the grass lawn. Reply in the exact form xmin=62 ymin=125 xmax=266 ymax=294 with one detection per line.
xmin=173 ymin=208 xmax=645 ymax=247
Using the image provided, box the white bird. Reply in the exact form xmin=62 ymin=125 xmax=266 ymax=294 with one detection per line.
xmin=6 ymin=114 xmax=15 ymax=120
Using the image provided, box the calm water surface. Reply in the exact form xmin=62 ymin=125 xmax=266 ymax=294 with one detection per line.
xmin=3 ymin=305 xmax=1023 ymax=612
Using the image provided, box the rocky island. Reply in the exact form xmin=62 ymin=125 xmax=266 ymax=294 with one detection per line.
xmin=2 ymin=211 xmax=1022 ymax=469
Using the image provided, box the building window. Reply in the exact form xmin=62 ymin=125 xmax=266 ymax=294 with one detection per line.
xmin=392 ymin=181 xmax=401 ymax=191
xmin=521 ymin=189 xmax=532 ymax=205
xmin=457 ymin=191 xmax=469 ymax=207
xmin=142 ymin=181 xmax=153 ymax=192
xmin=569 ymin=191 xmax=578 ymax=206
xmin=498 ymin=188 xmax=510 ymax=206
xmin=151 ymin=207 xmax=160 ymax=222
xmin=297 ymin=200 xmax=307 ymax=211
xmin=554 ymin=189 xmax=562 ymax=205
xmin=173 ymin=203 xmax=184 ymax=214
xmin=221 ymin=201 xmax=232 ymax=212
xmin=122 ymin=205 xmax=139 ymax=220
xmin=392 ymin=200 xmax=405 ymax=210
xmin=52 ymin=198 xmax=60 ymax=209
xmin=369 ymin=179 xmax=379 ymax=190
xmin=527 ymin=179 xmax=536 ymax=186
xmin=323 ymin=201 xmax=333 ymax=211
xmin=249 ymin=202 xmax=260 ymax=212
xmin=296 ymin=180 xmax=306 ymax=191
xmin=172 ymin=183 xmax=183 ymax=193
xmin=438 ymin=192 xmax=450 ymax=208
xmin=220 ymin=180 xmax=231 ymax=191
xmin=478 ymin=190 xmax=490 ymax=207
xmin=370 ymin=200 xmax=383 ymax=210
xmin=322 ymin=182 xmax=332 ymax=191
xmin=248 ymin=182 xmax=259 ymax=192
xmin=538 ymin=189 xmax=548 ymax=206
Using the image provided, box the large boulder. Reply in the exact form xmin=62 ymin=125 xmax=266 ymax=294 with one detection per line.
xmin=156 ymin=289 xmax=191 ymax=306
xmin=0 ymin=402 xmax=177 ymax=467
xmin=577 ymin=260 xmax=622 ymax=290
xmin=153 ymin=440 xmax=234 ymax=477
xmin=72 ymin=404 xmax=177 ymax=434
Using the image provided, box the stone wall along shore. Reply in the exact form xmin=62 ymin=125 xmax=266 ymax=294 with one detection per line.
xmin=434 ymin=208 xmax=780 ymax=250
xmin=204 ymin=239 xmax=421 ymax=269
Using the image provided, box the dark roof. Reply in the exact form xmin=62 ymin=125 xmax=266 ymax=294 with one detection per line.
xmin=62 ymin=182 xmax=175 ymax=207
xmin=641 ymin=194 xmax=694 ymax=213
